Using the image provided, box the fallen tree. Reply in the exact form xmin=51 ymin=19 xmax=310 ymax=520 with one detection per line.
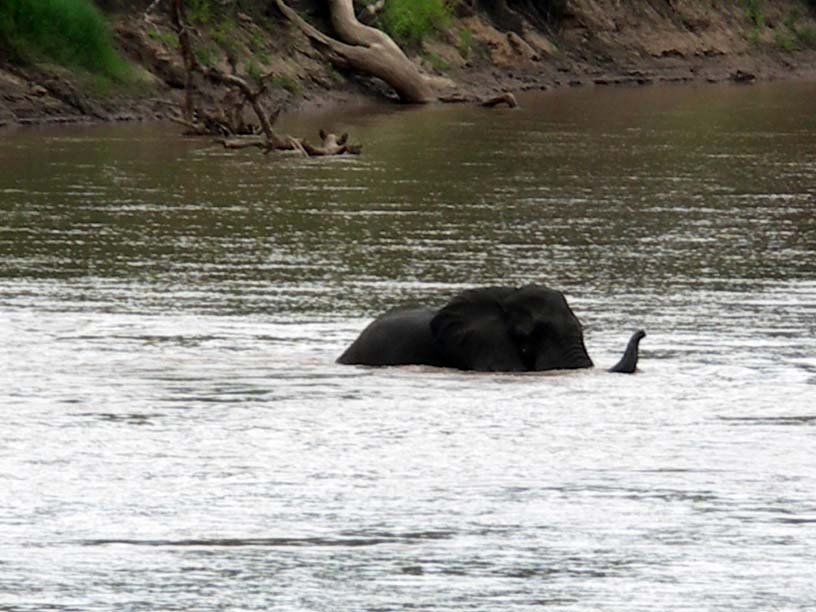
xmin=169 ymin=0 xmax=361 ymax=156
xmin=273 ymin=0 xmax=442 ymax=103
xmin=273 ymin=0 xmax=518 ymax=107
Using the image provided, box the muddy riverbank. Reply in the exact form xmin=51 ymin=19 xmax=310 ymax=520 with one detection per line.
xmin=2 ymin=0 xmax=816 ymax=128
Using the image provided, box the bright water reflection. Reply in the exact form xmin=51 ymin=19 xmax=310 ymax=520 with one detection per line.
xmin=1 ymin=82 xmax=815 ymax=611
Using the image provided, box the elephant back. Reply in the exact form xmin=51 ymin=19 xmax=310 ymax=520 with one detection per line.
xmin=337 ymin=305 xmax=442 ymax=366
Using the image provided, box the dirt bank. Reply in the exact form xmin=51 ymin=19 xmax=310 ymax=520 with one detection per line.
xmin=2 ymin=0 xmax=816 ymax=128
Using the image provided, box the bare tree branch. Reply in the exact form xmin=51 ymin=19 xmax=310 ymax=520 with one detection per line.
xmin=169 ymin=0 xmax=361 ymax=156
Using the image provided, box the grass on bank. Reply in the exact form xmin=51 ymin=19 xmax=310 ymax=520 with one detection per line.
xmin=0 ymin=0 xmax=130 ymax=81
xmin=742 ymin=0 xmax=816 ymax=51
xmin=379 ymin=0 xmax=455 ymax=47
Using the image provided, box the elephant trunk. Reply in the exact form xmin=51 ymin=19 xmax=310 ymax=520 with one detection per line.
xmin=608 ymin=330 xmax=646 ymax=374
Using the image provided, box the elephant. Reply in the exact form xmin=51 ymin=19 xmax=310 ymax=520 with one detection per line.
xmin=337 ymin=284 xmax=645 ymax=374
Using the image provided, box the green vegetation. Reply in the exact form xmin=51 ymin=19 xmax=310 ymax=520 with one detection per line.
xmin=246 ymin=58 xmax=264 ymax=82
xmin=782 ymin=7 xmax=816 ymax=49
xmin=247 ymin=29 xmax=273 ymax=64
xmin=774 ymin=29 xmax=796 ymax=51
xmin=249 ymin=32 xmax=267 ymax=53
xmin=0 ymin=0 xmax=129 ymax=80
xmin=194 ymin=42 xmax=217 ymax=68
xmin=186 ymin=0 xmax=213 ymax=25
xmin=269 ymin=74 xmax=301 ymax=94
xmin=326 ymin=66 xmax=345 ymax=85
xmin=212 ymin=20 xmax=238 ymax=54
xmin=796 ymin=25 xmax=816 ymax=47
xmin=743 ymin=0 xmax=765 ymax=28
xmin=740 ymin=0 xmax=816 ymax=51
xmin=457 ymin=27 xmax=474 ymax=59
xmin=742 ymin=0 xmax=765 ymax=46
xmin=783 ymin=7 xmax=802 ymax=30
xmin=148 ymin=27 xmax=179 ymax=49
xmin=380 ymin=0 xmax=455 ymax=47
xmin=423 ymin=51 xmax=449 ymax=72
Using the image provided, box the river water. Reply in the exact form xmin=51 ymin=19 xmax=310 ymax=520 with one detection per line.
xmin=1 ymin=82 xmax=815 ymax=611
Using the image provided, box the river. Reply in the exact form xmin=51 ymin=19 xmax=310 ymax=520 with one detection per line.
xmin=1 ymin=82 xmax=815 ymax=611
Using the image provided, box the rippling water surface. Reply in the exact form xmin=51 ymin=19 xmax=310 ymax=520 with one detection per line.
xmin=1 ymin=83 xmax=815 ymax=611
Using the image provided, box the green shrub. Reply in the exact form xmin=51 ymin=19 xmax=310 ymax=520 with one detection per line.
xmin=380 ymin=0 xmax=455 ymax=47
xmin=212 ymin=20 xmax=237 ymax=54
xmin=246 ymin=58 xmax=263 ymax=82
xmin=0 ymin=0 xmax=129 ymax=80
xmin=269 ymin=74 xmax=301 ymax=94
xmin=782 ymin=6 xmax=816 ymax=49
xmin=148 ymin=27 xmax=179 ymax=49
xmin=186 ymin=0 xmax=213 ymax=24
xmin=424 ymin=51 xmax=449 ymax=72
xmin=194 ymin=43 xmax=215 ymax=68
xmin=774 ymin=30 xmax=797 ymax=51
xmin=743 ymin=0 xmax=765 ymax=28
xmin=457 ymin=27 xmax=474 ymax=59
xmin=249 ymin=32 xmax=266 ymax=53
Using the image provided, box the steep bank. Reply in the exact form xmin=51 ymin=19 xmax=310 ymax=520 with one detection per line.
xmin=2 ymin=0 xmax=816 ymax=128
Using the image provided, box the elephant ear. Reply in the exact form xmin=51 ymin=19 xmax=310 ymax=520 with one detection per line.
xmin=430 ymin=286 xmax=526 ymax=372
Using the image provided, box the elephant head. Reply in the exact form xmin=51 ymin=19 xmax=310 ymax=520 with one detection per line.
xmin=430 ymin=284 xmax=594 ymax=372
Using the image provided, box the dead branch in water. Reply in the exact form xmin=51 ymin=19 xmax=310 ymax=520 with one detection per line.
xmin=169 ymin=0 xmax=361 ymax=156
xmin=217 ymin=130 xmax=362 ymax=156
xmin=481 ymin=92 xmax=519 ymax=108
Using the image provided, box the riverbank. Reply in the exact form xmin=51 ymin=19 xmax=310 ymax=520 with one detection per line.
xmin=2 ymin=0 xmax=816 ymax=128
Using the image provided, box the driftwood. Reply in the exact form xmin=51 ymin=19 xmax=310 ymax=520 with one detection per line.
xmin=217 ymin=129 xmax=362 ymax=156
xmin=304 ymin=130 xmax=363 ymax=156
xmin=480 ymin=92 xmax=518 ymax=108
xmin=437 ymin=91 xmax=520 ymax=108
xmin=170 ymin=0 xmax=360 ymax=156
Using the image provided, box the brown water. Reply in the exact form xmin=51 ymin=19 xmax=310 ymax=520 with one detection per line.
xmin=1 ymin=82 xmax=815 ymax=611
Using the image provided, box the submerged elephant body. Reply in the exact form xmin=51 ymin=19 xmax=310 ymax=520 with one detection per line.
xmin=338 ymin=305 xmax=444 ymax=368
xmin=338 ymin=284 xmax=645 ymax=374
